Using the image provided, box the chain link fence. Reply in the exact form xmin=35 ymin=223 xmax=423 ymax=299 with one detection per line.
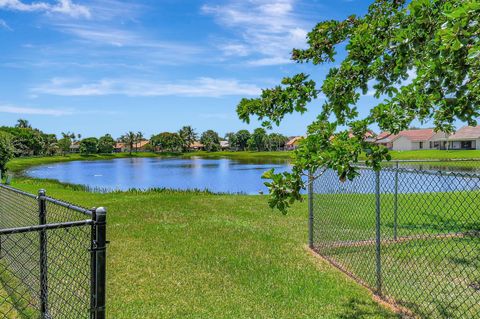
xmin=309 ymin=160 xmax=480 ymax=318
xmin=0 ymin=184 xmax=107 ymax=319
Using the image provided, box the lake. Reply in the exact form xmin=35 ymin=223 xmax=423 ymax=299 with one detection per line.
xmin=25 ymin=157 xmax=480 ymax=194
xmin=25 ymin=157 xmax=292 ymax=194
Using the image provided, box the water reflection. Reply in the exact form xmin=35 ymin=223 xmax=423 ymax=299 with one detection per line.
xmin=26 ymin=157 xmax=291 ymax=194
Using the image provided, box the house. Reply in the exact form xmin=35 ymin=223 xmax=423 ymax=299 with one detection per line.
xmin=445 ymin=126 xmax=480 ymax=150
xmin=114 ymin=140 xmax=150 ymax=153
xmin=69 ymin=141 xmax=80 ymax=153
xmin=375 ymin=129 xmax=448 ymax=151
xmin=220 ymin=140 xmax=229 ymax=150
xmin=375 ymin=132 xmax=397 ymax=149
xmin=190 ymin=141 xmax=204 ymax=151
xmin=285 ymin=136 xmax=303 ymax=150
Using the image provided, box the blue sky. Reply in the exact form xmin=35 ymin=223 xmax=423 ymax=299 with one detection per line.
xmin=1 ymin=0 xmax=394 ymax=138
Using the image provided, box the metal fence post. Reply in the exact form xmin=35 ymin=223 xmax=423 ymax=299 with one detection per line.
xmin=393 ymin=161 xmax=399 ymax=241
xmin=38 ymin=189 xmax=49 ymax=319
xmin=91 ymin=207 xmax=107 ymax=319
xmin=308 ymin=170 xmax=314 ymax=249
xmin=375 ymin=170 xmax=382 ymax=296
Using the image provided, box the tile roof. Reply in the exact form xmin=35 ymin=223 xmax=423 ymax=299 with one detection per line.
xmin=286 ymin=136 xmax=303 ymax=146
xmin=449 ymin=126 xmax=480 ymax=140
xmin=396 ymin=129 xmax=435 ymax=142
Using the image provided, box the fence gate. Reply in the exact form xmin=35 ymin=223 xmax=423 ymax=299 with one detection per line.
xmin=309 ymin=161 xmax=480 ymax=318
xmin=0 ymin=184 xmax=107 ymax=319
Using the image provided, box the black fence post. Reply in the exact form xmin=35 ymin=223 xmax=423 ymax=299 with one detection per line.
xmin=38 ymin=189 xmax=49 ymax=319
xmin=91 ymin=207 xmax=107 ymax=319
xmin=308 ymin=170 xmax=314 ymax=249
xmin=375 ymin=170 xmax=382 ymax=296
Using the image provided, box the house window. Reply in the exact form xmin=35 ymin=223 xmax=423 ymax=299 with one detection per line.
xmin=419 ymin=142 xmax=423 ymax=149
xmin=461 ymin=141 xmax=472 ymax=149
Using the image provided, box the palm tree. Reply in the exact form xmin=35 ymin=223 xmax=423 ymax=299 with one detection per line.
xmin=136 ymin=131 xmax=144 ymax=152
xmin=120 ymin=132 xmax=137 ymax=155
xmin=15 ymin=119 xmax=31 ymax=129
xmin=178 ymin=126 xmax=198 ymax=152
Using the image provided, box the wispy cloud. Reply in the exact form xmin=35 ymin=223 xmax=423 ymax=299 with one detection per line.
xmin=0 ymin=104 xmax=73 ymax=116
xmin=33 ymin=77 xmax=262 ymax=97
xmin=202 ymin=0 xmax=311 ymax=66
xmin=0 ymin=0 xmax=91 ymax=18
xmin=0 ymin=18 xmax=12 ymax=30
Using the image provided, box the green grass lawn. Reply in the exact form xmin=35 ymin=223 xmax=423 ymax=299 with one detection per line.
xmin=3 ymin=151 xmax=480 ymax=318
xmin=3 ymin=178 xmax=396 ymax=319
xmin=313 ymin=189 xmax=480 ymax=318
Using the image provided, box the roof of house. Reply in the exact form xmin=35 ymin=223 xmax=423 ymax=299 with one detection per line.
xmin=220 ymin=140 xmax=229 ymax=147
xmin=190 ymin=141 xmax=204 ymax=148
xmin=286 ymin=136 xmax=303 ymax=146
xmin=448 ymin=126 xmax=480 ymax=140
xmin=70 ymin=141 xmax=80 ymax=149
xmin=348 ymin=130 xmax=375 ymax=139
xmin=135 ymin=140 xmax=150 ymax=148
xmin=376 ymin=132 xmax=398 ymax=143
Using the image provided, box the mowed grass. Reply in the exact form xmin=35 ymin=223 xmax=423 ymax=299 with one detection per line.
xmin=313 ymin=190 xmax=480 ymax=318
xmin=5 ymin=178 xmax=396 ymax=319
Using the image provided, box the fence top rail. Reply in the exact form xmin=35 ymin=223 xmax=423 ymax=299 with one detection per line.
xmin=0 ymin=183 xmax=37 ymax=199
xmin=42 ymin=195 xmax=93 ymax=216
xmin=0 ymin=183 xmax=93 ymax=216
xmin=0 ymin=219 xmax=93 ymax=235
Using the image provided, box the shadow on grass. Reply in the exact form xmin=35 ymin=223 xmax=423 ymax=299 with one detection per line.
xmin=338 ymin=297 xmax=401 ymax=319
xmin=0 ymin=262 xmax=37 ymax=319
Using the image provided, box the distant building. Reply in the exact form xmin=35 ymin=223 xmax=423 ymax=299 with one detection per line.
xmin=445 ymin=126 xmax=480 ymax=150
xmin=220 ymin=140 xmax=229 ymax=150
xmin=375 ymin=129 xmax=448 ymax=151
xmin=285 ymin=136 xmax=303 ymax=150
xmin=190 ymin=141 xmax=204 ymax=151
xmin=70 ymin=141 xmax=80 ymax=153
xmin=114 ymin=140 xmax=150 ymax=153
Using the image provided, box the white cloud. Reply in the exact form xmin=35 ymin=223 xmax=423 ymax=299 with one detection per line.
xmin=0 ymin=0 xmax=90 ymax=18
xmin=202 ymin=0 xmax=311 ymax=66
xmin=33 ymin=77 xmax=262 ymax=97
xmin=0 ymin=104 xmax=73 ymax=116
xmin=0 ymin=18 xmax=12 ymax=30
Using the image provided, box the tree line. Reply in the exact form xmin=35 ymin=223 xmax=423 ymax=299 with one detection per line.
xmin=0 ymin=120 xmax=291 ymax=178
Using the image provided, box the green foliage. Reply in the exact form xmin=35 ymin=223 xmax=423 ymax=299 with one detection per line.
xmin=151 ymin=132 xmax=183 ymax=152
xmin=266 ymin=133 xmax=289 ymax=151
xmin=0 ymin=132 xmax=13 ymax=179
xmin=237 ymin=0 xmax=480 ymax=212
xmin=79 ymin=137 xmax=98 ymax=155
xmin=247 ymin=128 xmax=268 ymax=151
xmin=120 ymin=132 xmax=139 ymax=155
xmin=200 ymin=130 xmax=221 ymax=152
xmin=0 ymin=126 xmax=44 ymax=156
xmin=225 ymin=132 xmax=237 ymax=151
xmin=178 ymin=126 xmax=198 ymax=152
xmin=15 ymin=119 xmax=31 ymax=129
xmin=234 ymin=130 xmax=251 ymax=151
xmin=98 ymin=134 xmax=116 ymax=153
xmin=58 ymin=137 xmax=72 ymax=155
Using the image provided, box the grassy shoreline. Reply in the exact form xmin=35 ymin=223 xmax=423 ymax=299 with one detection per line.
xmin=3 ymin=150 xmax=479 ymax=318
xmin=7 ymin=149 xmax=480 ymax=174
xmin=5 ymin=178 xmax=396 ymax=318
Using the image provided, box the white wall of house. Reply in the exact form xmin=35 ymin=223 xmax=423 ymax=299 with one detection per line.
xmin=392 ymin=136 xmax=412 ymax=151
xmin=392 ymin=137 xmax=433 ymax=151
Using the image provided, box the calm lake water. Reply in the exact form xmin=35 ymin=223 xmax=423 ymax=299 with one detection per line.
xmin=26 ymin=157 xmax=292 ymax=194
xmin=25 ymin=157 xmax=480 ymax=194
